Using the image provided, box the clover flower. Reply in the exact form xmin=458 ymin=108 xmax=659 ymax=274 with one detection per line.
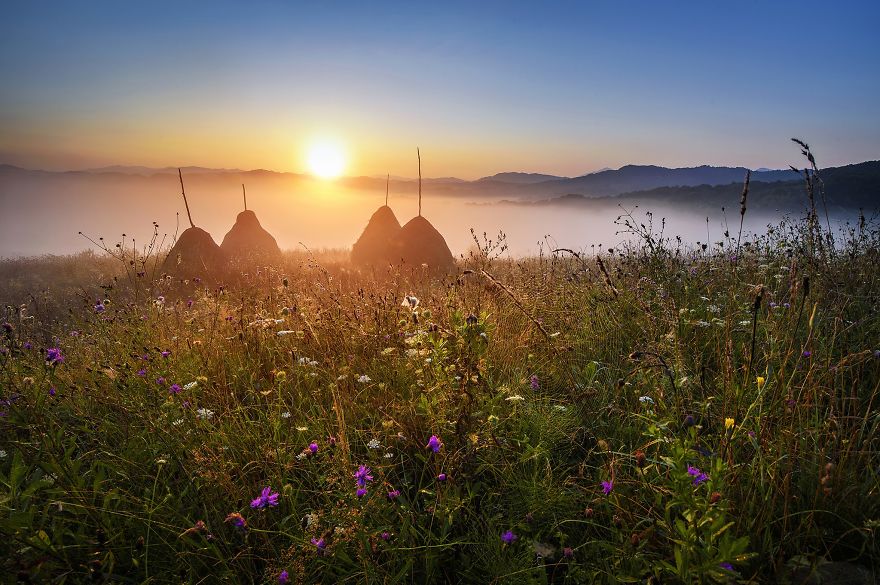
xmin=501 ymin=530 xmax=518 ymax=544
xmin=169 ymin=384 xmax=182 ymax=394
xmin=278 ymin=570 xmax=289 ymax=583
xmin=356 ymin=488 xmax=367 ymax=498
xmin=530 ymin=375 xmax=540 ymax=390
xmin=437 ymin=473 xmax=447 ymax=481
xmin=250 ymin=486 xmax=279 ymax=509
xmin=426 ymin=435 xmax=442 ymax=453
xmin=601 ymin=480 xmax=614 ymax=495
xmin=309 ymin=442 xmax=318 ymax=454
xmin=387 ymin=489 xmax=400 ymax=500
xmin=311 ymin=537 xmax=326 ymax=552
xmin=46 ymin=347 xmax=64 ymax=365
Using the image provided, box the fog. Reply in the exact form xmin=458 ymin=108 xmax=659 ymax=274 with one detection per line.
xmin=0 ymin=171 xmax=832 ymax=259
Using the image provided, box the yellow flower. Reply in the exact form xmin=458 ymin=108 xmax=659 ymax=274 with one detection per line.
xmin=756 ymin=376 xmax=766 ymax=389
xmin=725 ymin=418 xmax=735 ymax=430
xmin=275 ymin=370 xmax=287 ymax=383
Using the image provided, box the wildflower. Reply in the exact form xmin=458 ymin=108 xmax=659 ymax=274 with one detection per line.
xmin=719 ymin=562 xmax=734 ymax=571
xmin=281 ymin=411 xmax=291 ymax=418
xmin=309 ymin=442 xmax=318 ymax=454
xmin=296 ymin=426 xmax=308 ymax=432
xmin=367 ymin=438 xmax=381 ymax=449
xmin=710 ymin=491 xmax=722 ymax=504
xmin=94 ymin=302 xmax=105 ymax=313
xmin=505 ymin=394 xmax=525 ymax=402
xmin=802 ymin=350 xmax=812 ymax=358
xmin=638 ymin=395 xmax=654 ymax=405
xmin=437 ymin=473 xmax=448 ymax=481
xmin=756 ymin=376 xmax=766 ymax=389
xmin=224 ymin=512 xmax=246 ymax=528
xmin=635 ymin=450 xmax=646 ymax=468
xmin=46 ymin=347 xmax=64 ymax=365
xmin=530 ymin=375 xmax=539 ymax=390
xmin=161 ymin=350 xmax=171 ymax=358
xmin=278 ymin=570 xmax=289 ymax=584
xmin=311 ymin=537 xmax=326 ymax=551
xmin=387 ymin=489 xmax=400 ymax=500
xmin=250 ymin=486 xmax=280 ymax=509
xmin=357 ymin=374 xmax=371 ymax=383
xmin=563 ymin=546 xmax=574 ymax=559
xmin=501 ymin=530 xmax=518 ymax=544
xmin=184 ymin=381 xmax=198 ymax=390
xmin=354 ymin=465 xmax=373 ymax=487
xmin=186 ymin=299 xmax=193 ymax=308
xmin=49 ymin=387 xmax=56 ymax=397
xmin=196 ymin=408 xmax=214 ymax=420
xmin=725 ymin=417 xmax=735 ymax=430
xmin=402 ymin=295 xmax=419 ymax=309
xmin=687 ymin=465 xmax=709 ymax=486
xmin=601 ymin=480 xmax=614 ymax=495
xmin=356 ymin=488 xmax=367 ymax=498
xmin=169 ymin=383 xmax=182 ymax=394
xmin=137 ymin=369 xmax=146 ymax=377
xmin=23 ymin=341 xmax=32 ymax=350
xmin=426 ymin=435 xmax=442 ymax=453
xmin=684 ymin=414 xmax=695 ymax=428
xmin=381 ymin=531 xmax=391 ymax=541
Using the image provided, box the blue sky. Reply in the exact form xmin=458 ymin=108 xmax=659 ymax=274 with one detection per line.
xmin=1 ymin=1 xmax=878 ymax=177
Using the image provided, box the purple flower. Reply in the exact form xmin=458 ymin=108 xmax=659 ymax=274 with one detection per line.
xmin=309 ymin=442 xmax=318 ymax=454
xmin=687 ymin=465 xmax=709 ymax=486
xmin=381 ymin=531 xmax=391 ymax=541
xmin=563 ymin=547 xmax=574 ymax=558
xmin=437 ymin=473 xmax=447 ymax=482
xmin=137 ymin=369 xmax=146 ymax=377
xmin=601 ymin=480 xmax=613 ymax=495
xmin=719 ymin=562 xmax=734 ymax=571
xmin=169 ymin=383 xmax=182 ymax=394
xmin=683 ymin=414 xmax=695 ymax=428
xmin=501 ymin=530 xmax=518 ymax=544
xmin=161 ymin=350 xmax=171 ymax=358
xmin=187 ymin=299 xmax=193 ymax=308
xmin=530 ymin=375 xmax=540 ymax=390
xmin=356 ymin=488 xmax=367 ymax=498
xmin=250 ymin=486 xmax=279 ymax=509
xmin=46 ymin=347 xmax=64 ymax=365
xmin=49 ymin=387 xmax=56 ymax=397
xmin=23 ymin=341 xmax=32 ymax=350
xmin=94 ymin=303 xmax=105 ymax=313
xmin=426 ymin=435 xmax=442 ymax=453
xmin=387 ymin=489 xmax=400 ymax=500
xmin=279 ymin=570 xmax=289 ymax=584
xmin=311 ymin=537 xmax=326 ymax=552
xmin=802 ymin=350 xmax=812 ymax=358
xmin=156 ymin=376 xmax=166 ymax=386
xmin=354 ymin=465 xmax=374 ymax=487
xmin=225 ymin=512 xmax=246 ymax=528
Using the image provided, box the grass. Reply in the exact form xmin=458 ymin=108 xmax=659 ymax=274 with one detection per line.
xmin=1 ymin=201 xmax=879 ymax=583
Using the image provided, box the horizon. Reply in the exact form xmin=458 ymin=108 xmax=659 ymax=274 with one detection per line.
xmin=3 ymin=1 xmax=879 ymax=179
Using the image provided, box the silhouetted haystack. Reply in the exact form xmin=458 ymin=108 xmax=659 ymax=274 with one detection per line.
xmin=162 ymin=226 xmax=226 ymax=275
xmin=161 ymin=169 xmax=226 ymax=276
xmin=351 ymin=175 xmax=401 ymax=266
xmin=393 ymin=215 xmax=454 ymax=270
xmin=221 ymin=185 xmax=282 ymax=263
xmin=388 ymin=149 xmax=455 ymax=271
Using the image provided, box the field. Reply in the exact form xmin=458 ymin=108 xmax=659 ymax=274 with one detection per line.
xmin=1 ymin=209 xmax=879 ymax=583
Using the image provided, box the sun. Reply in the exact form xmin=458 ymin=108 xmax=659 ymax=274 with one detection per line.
xmin=307 ymin=140 xmax=346 ymax=179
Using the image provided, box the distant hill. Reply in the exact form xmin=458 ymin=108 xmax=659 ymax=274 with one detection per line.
xmin=478 ymin=172 xmax=566 ymax=184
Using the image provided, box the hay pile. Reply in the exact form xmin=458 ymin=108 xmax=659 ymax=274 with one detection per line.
xmin=392 ymin=215 xmax=454 ymax=271
xmin=221 ymin=209 xmax=282 ymax=263
xmin=351 ymin=205 xmax=401 ymax=266
xmin=162 ymin=226 xmax=226 ymax=276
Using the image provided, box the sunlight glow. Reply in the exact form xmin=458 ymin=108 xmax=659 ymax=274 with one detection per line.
xmin=307 ymin=140 xmax=346 ymax=179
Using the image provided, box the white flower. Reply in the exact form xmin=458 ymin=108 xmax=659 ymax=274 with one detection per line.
xmin=383 ymin=452 xmax=394 ymax=459
xmin=706 ymin=305 xmax=721 ymax=314
xmin=358 ymin=375 xmax=371 ymax=384
xmin=638 ymin=396 xmax=655 ymax=405
xmin=171 ymin=418 xmax=185 ymax=426
xmin=402 ymin=295 xmax=419 ymax=309
xmin=184 ymin=381 xmax=198 ymax=390
xmin=553 ymin=405 xmax=568 ymax=411
xmin=0 ymin=449 xmax=7 ymax=459
xmin=367 ymin=438 xmax=381 ymax=449
xmin=505 ymin=394 xmax=525 ymax=402
xmin=739 ymin=320 xmax=752 ymax=326
xmin=296 ymin=452 xmax=307 ymax=461
xmin=281 ymin=411 xmax=291 ymax=419
xmin=196 ymin=407 xmax=214 ymax=420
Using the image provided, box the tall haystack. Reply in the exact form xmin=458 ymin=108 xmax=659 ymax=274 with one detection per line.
xmin=220 ymin=184 xmax=282 ymax=263
xmin=162 ymin=169 xmax=226 ymax=276
xmin=351 ymin=174 xmax=401 ymax=266
xmin=389 ymin=149 xmax=455 ymax=271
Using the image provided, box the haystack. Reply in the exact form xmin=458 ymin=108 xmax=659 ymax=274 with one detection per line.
xmin=388 ymin=149 xmax=455 ymax=271
xmin=221 ymin=184 xmax=282 ymax=263
xmin=351 ymin=175 xmax=401 ymax=266
xmin=161 ymin=169 xmax=226 ymax=276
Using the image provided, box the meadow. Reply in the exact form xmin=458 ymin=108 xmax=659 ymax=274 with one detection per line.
xmin=1 ymin=201 xmax=879 ymax=583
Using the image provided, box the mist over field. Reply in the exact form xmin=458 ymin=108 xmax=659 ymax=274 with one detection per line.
xmin=0 ymin=169 xmax=853 ymax=259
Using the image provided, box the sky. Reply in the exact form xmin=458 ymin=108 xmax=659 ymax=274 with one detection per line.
xmin=1 ymin=1 xmax=878 ymax=179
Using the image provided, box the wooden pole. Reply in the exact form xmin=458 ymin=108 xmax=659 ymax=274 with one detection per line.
xmin=242 ymin=183 xmax=248 ymax=211
xmin=178 ymin=168 xmax=195 ymax=228
xmin=417 ymin=148 xmax=422 ymax=217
